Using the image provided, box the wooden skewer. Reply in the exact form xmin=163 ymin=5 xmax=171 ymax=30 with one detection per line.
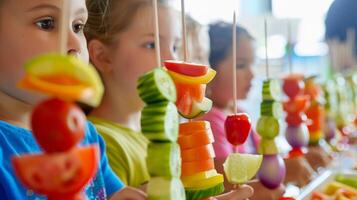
xmin=181 ymin=0 xmax=188 ymax=62
xmin=287 ymin=21 xmax=293 ymax=74
xmin=232 ymin=12 xmax=237 ymax=114
xmin=59 ymin=0 xmax=70 ymax=55
xmin=264 ymin=19 xmax=270 ymax=79
xmin=152 ymin=0 xmax=161 ymax=67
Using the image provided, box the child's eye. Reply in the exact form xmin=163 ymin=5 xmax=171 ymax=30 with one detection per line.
xmin=73 ymin=23 xmax=85 ymax=34
xmin=144 ymin=42 xmax=155 ymax=49
xmin=35 ymin=17 xmax=55 ymax=31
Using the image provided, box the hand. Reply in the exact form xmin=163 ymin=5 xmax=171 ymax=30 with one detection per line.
xmin=109 ymin=186 xmax=147 ymax=200
xmin=284 ymin=156 xmax=314 ymax=187
xmin=305 ymin=146 xmax=332 ymax=171
xmin=214 ymin=184 xmax=253 ymax=200
xmin=248 ymin=180 xmax=285 ymax=200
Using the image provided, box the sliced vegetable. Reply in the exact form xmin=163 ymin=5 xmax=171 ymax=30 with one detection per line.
xmin=258 ymin=139 xmax=279 ymax=155
xmin=262 ymin=79 xmax=282 ymax=101
xmin=181 ymin=159 xmax=215 ymax=177
xmin=137 ymin=68 xmax=177 ymax=104
xmin=178 ymin=129 xmax=214 ymax=150
xmin=283 ymin=95 xmax=310 ymax=114
xmin=12 ymin=145 xmax=99 ymax=197
xmin=179 ymin=121 xmax=210 ymax=136
xmin=283 ymin=74 xmax=305 ymax=99
xmin=141 ymin=102 xmax=179 ymax=142
xmin=31 ymin=98 xmax=86 ymax=153
xmin=185 ymin=182 xmax=224 ymax=200
xmin=166 ymin=68 xmax=216 ymax=84
xmin=147 ymin=177 xmax=186 ymax=200
xmin=164 ymin=60 xmax=209 ymax=77
xmin=19 ymin=54 xmax=104 ymax=107
xmin=261 ymin=100 xmax=283 ymax=118
xmin=181 ymin=170 xmax=218 ymax=184
xmin=257 ymin=116 xmax=280 ymax=139
xmin=147 ymin=142 xmax=181 ymax=178
xmin=181 ymin=145 xmax=215 ymax=162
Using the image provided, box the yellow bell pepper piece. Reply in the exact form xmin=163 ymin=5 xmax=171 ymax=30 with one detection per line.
xmin=182 ymin=173 xmax=224 ymax=188
xmin=166 ymin=68 xmax=216 ymax=84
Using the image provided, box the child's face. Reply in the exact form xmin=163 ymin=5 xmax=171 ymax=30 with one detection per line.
xmin=0 ymin=0 xmax=88 ymax=105
xmin=102 ymin=6 xmax=180 ymax=110
xmin=210 ymin=36 xmax=255 ymax=107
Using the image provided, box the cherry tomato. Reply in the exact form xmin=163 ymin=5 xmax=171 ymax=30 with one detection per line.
xmin=31 ymin=98 xmax=86 ymax=153
xmin=164 ymin=60 xmax=208 ymax=77
xmin=225 ymin=113 xmax=252 ymax=146
xmin=283 ymin=95 xmax=310 ymax=114
xmin=283 ymin=74 xmax=305 ymax=99
xmin=285 ymin=113 xmax=307 ymax=126
xmin=12 ymin=146 xmax=99 ymax=198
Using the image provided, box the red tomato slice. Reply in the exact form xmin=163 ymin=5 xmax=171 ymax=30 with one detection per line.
xmin=285 ymin=113 xmax=307 ymax=126
xmin=12 ymin=146 xmax=99 ymax=198
xmin=283 ymin=95 xmax=310 ymax=114
xmin=283 ymin=74 xmax=305 ymax=99
xmin=164 ymin=60 xmax=209 ymax=77
xmin=31 ymin=98 xmax=86 ymax=153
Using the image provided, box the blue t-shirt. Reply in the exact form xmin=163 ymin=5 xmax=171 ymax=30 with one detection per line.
xmin=0 ymin=120 xmax=124 ymax=200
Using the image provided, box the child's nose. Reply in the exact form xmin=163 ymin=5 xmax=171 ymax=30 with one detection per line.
xmin=67 ymin=32 xmax=81 ymax=56
xmin=161 ymin=49 xmax=176 ymax=61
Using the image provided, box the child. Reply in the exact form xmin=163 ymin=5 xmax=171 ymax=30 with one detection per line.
xmin=0 ymin=0 xmax=145 ymax=199
xmin=86 ymin=0 xmax=253 ymax=199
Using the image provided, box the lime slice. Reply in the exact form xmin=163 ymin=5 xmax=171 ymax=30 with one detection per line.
xmin=223 ymin=153 xmax=263 ymax=184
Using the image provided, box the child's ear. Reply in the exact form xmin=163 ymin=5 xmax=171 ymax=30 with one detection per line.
xmin=88 ymin=40 xmax=113 ymax=73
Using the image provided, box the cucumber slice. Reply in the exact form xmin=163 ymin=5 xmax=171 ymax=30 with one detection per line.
xmin=185 ymin=182 xmax=224 ymax=200
xmin=258 ymin=139 xmax=279 ymax=155
xmin=147 ymin=142 xmax=181 ymax=178
xmin=141 ymin=102 xmax=179 ymax=142
xmin=262 ymin=79 xmax=282 ymax=101
xmin=257 ymin=116 xmax=280 ymax=139
xmin=147 ymin=177 xmax=186 ymax=200
xmin=138 ymin=68 xmax=176 ymax=104
xmin=179 ymin=98 xmax=212 ymax=119
xmin=260 ymin=100 xmax=283 ymax=118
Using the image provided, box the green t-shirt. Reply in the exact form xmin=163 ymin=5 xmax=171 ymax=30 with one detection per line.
xmin=89 ymin=117 xmax=150 ymax=187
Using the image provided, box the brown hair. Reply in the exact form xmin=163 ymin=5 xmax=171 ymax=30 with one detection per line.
xmin=85 ymin=0 xmax=169 ymax=45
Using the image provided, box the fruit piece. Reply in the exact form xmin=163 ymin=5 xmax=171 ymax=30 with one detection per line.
xmin=141 ymin=102 xmax=179 ymax=142
xmin=310 ymin=191 xmax=329 ymax=200
xmin=306 ymin=104 xmax=324 ymax=132
xmin=181 ymin=170 xmax=218 ymax=183
xmin=285 ymin=113 xmax=307 ymax=126
xmin=283 ymin=95 xmax=310 ymax=114
xmin=181 ymin=145 xmax=215 ymax=162
xmin=20 ymin=54 xmax=104 ymax=107
xmin=147 ymin=142 xmax=181 ymax=177
xmin=223 ymin=153 xmax=263 ymax=184
xmin=261 ymin=101 xmax=283 ymax=118
xmin=224 ymin=113 xmax=252 ymax=146
xmin=166 ymin=68 xmax=216 ymax=84
xmin=335 ymin=174 xmax=357 ymax=189
xmin=182 ymin=159 xmax=215 ymax=177
xmin=285 ymin=124 xmax=309 ymax=149
xmin=257 ymin=116 xmax=280 ymax=139
xmin=31 ymin=98 xmax=86 ymax=153
xmin=283 ymin=74 xmax=305 ymax=99
xmin=182 ymin=174 xmax=224 ymax=188
xmin=185 ymin=182 xmax=224 ymax=200
xmin=147 ymin=177 xmax=186 ymax=200
xmin=257 ymin=154 xmax=286 ymax=189
xmin=262 ymin=79 xmax=282 ymax=101
xmin=176 ymin=83 xmax=206 ymax=102
xmin=164 ymin=60 xmax=209 ymax=77
xmin=179 ymin=121 xmax=210 ymax=136
xmin=258 ymin=139 xmax=279 ymax=155
xmin=178 ymin=97 xmax=213 ymax=119
xmin=287 ymin=148 xmax=304 ymax=158
xmin=304 ymin=76 xmax=322 ymax=99
xmin=324 ymin=181 xmax=357 ymax=196
xmin=178 ymin=128 xmax=214 ymax=150
xmin=137 ymin=68 xmax=176 ymax=104
xmin=12 ymin=145 xmax=99 ymax=197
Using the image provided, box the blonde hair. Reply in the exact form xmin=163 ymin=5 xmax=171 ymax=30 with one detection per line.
xmin=85 ymin=0 xmax=169 ymax=44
